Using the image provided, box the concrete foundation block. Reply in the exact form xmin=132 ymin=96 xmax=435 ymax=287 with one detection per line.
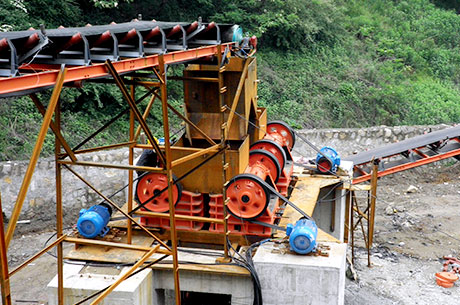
xmin=47 ymin=263 xmax=153 ymax=305
xmin=253 ymin=242 xmax=347 ymax=305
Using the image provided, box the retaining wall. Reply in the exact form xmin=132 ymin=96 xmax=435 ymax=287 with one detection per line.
xmin=0 ymin=150 xmax=138 ymax=234
xmin=0 ymin=124 xmax=454 ymax=234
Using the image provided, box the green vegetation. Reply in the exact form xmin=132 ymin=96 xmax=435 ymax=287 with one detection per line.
xmin=1 ymin=0 xmax=460 ymax=160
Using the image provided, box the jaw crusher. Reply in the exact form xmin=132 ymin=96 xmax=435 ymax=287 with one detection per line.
xmin=134 ymin=55 xmax=298 ymax=237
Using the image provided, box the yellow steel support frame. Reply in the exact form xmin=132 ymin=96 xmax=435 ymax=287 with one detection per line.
xmin=346 ymin=163 xmax=379 ymax=267
xmin=55 ymin=97 xmax=65 ymax=304
xmin=134 ymin=92 xmax=158 ymax=141
xmin=217 ymin=45 xmax=231 ymax=261
xmin=158 ymin=54 xmax=182 ymax=305
xmin=89 ymin=246 xmax=158 ymax=305
xmin=105 ymin=60 xmax=167 ymax=166
xmin=1 ymin=48 xmax=241 ymax=304
xmin=128 ymin=81 xmax=135 ymax=244
xmin=30 ymin=93 xmax=77 ymax=162
xmin=0 ymin=194 xmax=12 ymax=305
xmin=5 ymin=65 xmax=67 ymax=247
xmin=9 ymin=235 xmax=67 ymax=277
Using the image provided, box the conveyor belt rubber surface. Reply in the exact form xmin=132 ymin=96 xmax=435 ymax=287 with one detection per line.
xmin=0 ymin=20 xmax=238 ymax=78
xmin=0 ymin=20 xmax=240 ymax=97
xmin=344 ymin=125 xmax=460 ymax=165
xmin=344 ymin=125 xmax=460 ymax=183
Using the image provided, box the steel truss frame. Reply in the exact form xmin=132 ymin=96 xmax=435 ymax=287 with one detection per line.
xmin=0 ymin=44 xmax=236 ymax=305
xmin=347 ymin=128 xmax=460 ymax=184
xmin=344 ymin=162 xmax=378 ymax=267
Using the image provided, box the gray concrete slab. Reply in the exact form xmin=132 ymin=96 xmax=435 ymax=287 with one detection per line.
xmin=47 ymin=262 xmax=153 ymax=305
xmin=253 ymin=241 xmax=347 ymax=305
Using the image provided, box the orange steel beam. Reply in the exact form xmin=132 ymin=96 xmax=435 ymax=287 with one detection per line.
xmin=353 ymin=147 xmax=460 ymax=184
xmin=368 ymin=162 xmax=378 ymax=258
xmin=5 ymin=66 xmax=67 ymax=247
xmin=64 ymin=236 xmax=168 ymax=253
xmin=354 ymin=166 xmax=368 ymax=176
xmin=71 ymin=141 xmax=136 ymax=155
xmin=0 ymin=44 xmax=233 ymax=97
xmin=412 ymin=148 xmax=429 ymax=159
xmin=216 ymin=44 xmax=230 ymax=261
xmin=54 ymin=97 xmax=65 ymax=304
xmin=128 ymin=82 xmax=135 ymax=245
xmin=58 ymin=159 xmax=166 ymax=173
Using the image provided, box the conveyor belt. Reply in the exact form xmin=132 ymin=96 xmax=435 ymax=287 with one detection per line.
xmin=344 ymin=125 xmax=460 ymax=183
xmin=0 ymin=20 xmax=239 ymax=79
xmin=0 ymin=20 xmax=242 ymax=98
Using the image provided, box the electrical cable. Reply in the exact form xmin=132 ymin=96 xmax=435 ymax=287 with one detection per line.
xmin=227 ymin=240 xmax=266 ymax=305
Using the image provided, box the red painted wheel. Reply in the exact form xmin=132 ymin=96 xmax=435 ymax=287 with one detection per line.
xmin=226 ymin=174 xmax=270 ymax=220
xmin=250 ymin=139 xmax=286 ymax=169
xmin=266 ymin=121 xmax=296 ymax=150
xmin=249 ymin=149 xmax=281 ymax=183
xmin=136 ymin=173 xmax=181 ymax=212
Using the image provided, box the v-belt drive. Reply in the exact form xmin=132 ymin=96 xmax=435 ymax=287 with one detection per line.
xmin=225 ymin=121 xmax=319 ymax=255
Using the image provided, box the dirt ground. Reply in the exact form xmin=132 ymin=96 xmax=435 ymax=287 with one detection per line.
xmin=4 ymin=162 xmax=460 ymax=304
xmin=345 ymin=161 xmax=460 ymax=305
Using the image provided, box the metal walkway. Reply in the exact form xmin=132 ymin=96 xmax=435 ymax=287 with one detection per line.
xmin=344 ymin=125 xmax=460 ymax=183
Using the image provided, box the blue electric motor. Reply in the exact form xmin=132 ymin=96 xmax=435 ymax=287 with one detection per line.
xmin=286 ymin=217 xmax=318 ymax=254
xmin=316 ymin=146 xmax=340 ymax=174
xmin=77 ymin=203 xmax=112 ymax=238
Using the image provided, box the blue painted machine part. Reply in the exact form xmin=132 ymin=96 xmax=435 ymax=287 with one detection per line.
xmin=315 ymin=146 xmax=340 ymax=174
xmin=232 ymin=26 xmax=244 ymax=43
xmin=77 ymin=204 xmax=112 ymax=238
xmin=286 ymin=218 xmax=318 ymax=254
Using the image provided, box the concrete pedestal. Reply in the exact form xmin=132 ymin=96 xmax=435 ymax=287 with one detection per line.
xmin=48 ymin=248 xmax=253 ymax=305
xmin=47 ymin=263 xmax=153 ymax=305
xmin=253 ymin=241 xmax=347 ymax=305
